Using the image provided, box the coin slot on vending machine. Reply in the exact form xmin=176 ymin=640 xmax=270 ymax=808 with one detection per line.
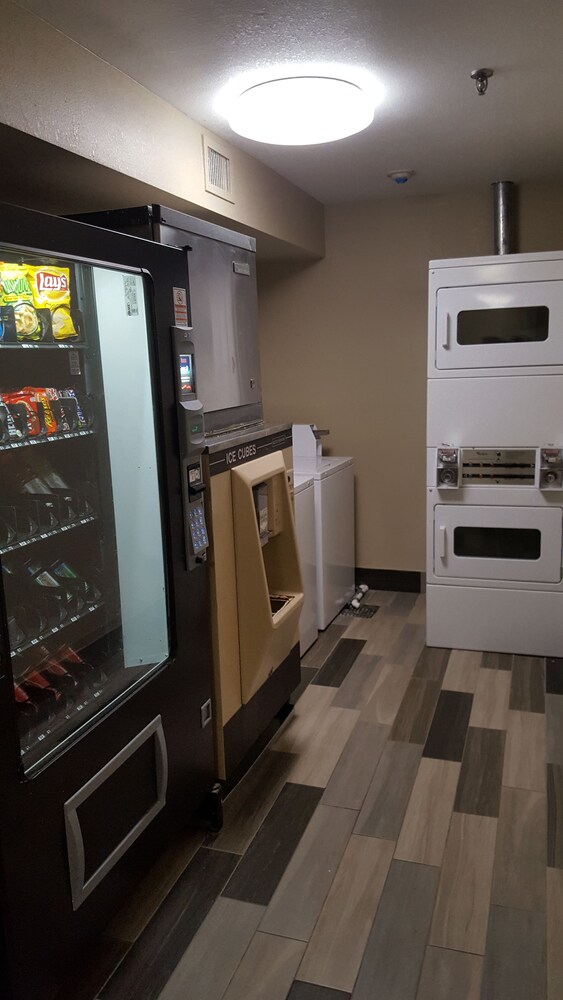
xmin=171 ymin=327 xmax=208 ymax=570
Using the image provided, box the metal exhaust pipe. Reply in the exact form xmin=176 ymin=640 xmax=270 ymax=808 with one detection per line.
xmin=492 ymin=181 xmax=518 ymax=255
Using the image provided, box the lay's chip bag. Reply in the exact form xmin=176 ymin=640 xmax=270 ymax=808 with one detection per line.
xmin=26 ymin=265 xmax=79 ymax=341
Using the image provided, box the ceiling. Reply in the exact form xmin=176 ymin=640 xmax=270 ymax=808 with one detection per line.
xmin=15 ymin=0 xmax=563 ymax=205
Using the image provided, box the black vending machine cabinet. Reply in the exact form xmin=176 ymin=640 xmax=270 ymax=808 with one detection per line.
xmin=0 ymin=203 xmax=215 ymax=1000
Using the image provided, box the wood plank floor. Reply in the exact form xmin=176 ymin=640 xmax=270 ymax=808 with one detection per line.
xmin=62 ymin=590 xmax=560 ymax=1000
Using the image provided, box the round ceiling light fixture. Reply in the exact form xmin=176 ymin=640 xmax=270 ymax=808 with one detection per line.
xmin=227 ymin=75 xmax=376 ymax=145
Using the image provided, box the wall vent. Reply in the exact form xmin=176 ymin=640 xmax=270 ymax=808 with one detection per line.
xmin=202 ymin=134 xmax=235 ymax=203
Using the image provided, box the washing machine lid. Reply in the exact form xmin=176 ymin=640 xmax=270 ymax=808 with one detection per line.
xmin=293 ymin=474 xmax=314 ymax=493
xmin=294 ymin=456 xmax=354 ymax=479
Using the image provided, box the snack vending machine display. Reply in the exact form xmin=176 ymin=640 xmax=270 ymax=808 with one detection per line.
xmin=0 ymin=204 xmax=215 ymax=1000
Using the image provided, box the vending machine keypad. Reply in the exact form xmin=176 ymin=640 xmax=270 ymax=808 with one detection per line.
xmin=188 ymin=502 xmax=208 ymax=555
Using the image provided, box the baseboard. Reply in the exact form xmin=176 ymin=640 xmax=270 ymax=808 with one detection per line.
xmin=355 ymin=568 xmax=424 ymax=594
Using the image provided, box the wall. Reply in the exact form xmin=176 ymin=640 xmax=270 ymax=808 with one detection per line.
xmin=258 ymin=181 xmax=563 ymax=573
xmin=0 ymin=0 xmax=324 ymax=259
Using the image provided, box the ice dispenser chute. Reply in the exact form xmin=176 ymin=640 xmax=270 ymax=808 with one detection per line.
xmin=232 ymin=452 xmax=304 ymax=704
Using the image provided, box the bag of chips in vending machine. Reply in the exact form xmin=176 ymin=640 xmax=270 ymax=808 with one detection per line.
xmin=25 ymin=265 xmax=80 ymax=341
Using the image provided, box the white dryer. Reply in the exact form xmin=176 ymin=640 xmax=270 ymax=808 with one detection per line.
xmin=293 ymin=474 xmax=318 ymax=655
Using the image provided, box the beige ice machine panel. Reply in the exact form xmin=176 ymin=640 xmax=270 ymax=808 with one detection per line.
xmin=232 ymin=452 xmax=304 ymax=704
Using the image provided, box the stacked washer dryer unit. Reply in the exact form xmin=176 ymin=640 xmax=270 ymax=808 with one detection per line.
xmin=426 ymin=251 xmax=563 ymax=657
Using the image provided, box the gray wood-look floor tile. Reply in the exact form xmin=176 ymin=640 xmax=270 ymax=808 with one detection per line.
xmin=322 ymin=721 xmax=390 ymax=811
xmin=429 ymin=812 xmax=497 ymax=955
xmin=359 ymin=661 xmax=413 ymax=726
xmin=453 ymin=726 xmax=505 ymax=818
xmin=156 ymin=897 xmax=264 ymax=1000
xmin=288 ymin=983 xmax=351 ymax=1000
xmin=547 ymin=867 xmax=563 ymax=1000
xmin=363 ymin=616 xmax=408 ymax=658
xmin=222 ymin=783 xmax=323 ymax=906
xmin=291 ymin=667 xmax=319 ymax=705
xmin=279 ymin=705 xmax=360 ymax=788
xmin=547 ymin=762 xmax=563 ymax=869
xmin=313 ymin=639 xmax=366 ymax=688
xmin=546 ymin=694 xmax=563 ymax=765
xmin=386 ymin=623 xmax=426 ymax=668
xmin=260 ymin=803 xmax=357 ymax=941
xmin=481 ymin=905 xmax=546 ymax=1000
xmin=442 ymin=649 xmax=481 ymax=692
xmin=209 ymin=751 xmax=297 ymax=855
xmin=355 ymin=741 xmax=422 ymax=840
xmin=491 ymin=785 xmax=547 ymax=912
xmin=415 ymin=947 xmax=483 ymax=1000
xmin=351 ymin=860 xmax=439 ymax=1000
xmin=302 ymin=625 xmax=348 ymax=668
xmin=395 ymin=758 xmax=461 ymax=868
xmin=482 ymin=651 xmax=513 ymax=670
xmin=413 ymin=645 xmax=451 ymax=683
xmin=221 ymin=932 xmax=305 ymax=1000
xmin=407 ymin=593 xmax=426 ymax=626
xmin=503 ymin=709 xmax=546 ymax=791
xmin=390 ymin=677 xmax=441 ymax=744
xmin=332 ymin=653 xmax=383 ymax=710
xmin=509 ymin=655 xmax=546 ymax=713
xmin=297 ymin=835 xmax=395 ymax=994
xmin=388 ymin=592 xmax=419 ymax=616
xmin=469 ymin=668 xmax=511 ymax=730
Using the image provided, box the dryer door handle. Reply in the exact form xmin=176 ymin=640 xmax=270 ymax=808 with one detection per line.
xmin=438 ymin=524 xmax=447 ymax=559
xmin=441 ymin=312 xmax=451 ymax=350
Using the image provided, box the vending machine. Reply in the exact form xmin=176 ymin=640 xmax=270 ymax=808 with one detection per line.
xmin=0 ymin=203 xmax=215 ymax=1000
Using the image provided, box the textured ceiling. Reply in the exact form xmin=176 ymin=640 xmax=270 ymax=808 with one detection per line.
xmin=15 ymin=0 xmax=563 ymax=204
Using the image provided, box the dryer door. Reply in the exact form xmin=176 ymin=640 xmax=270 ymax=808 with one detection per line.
xmin=433 ymin=504 xmax=562 ymax=583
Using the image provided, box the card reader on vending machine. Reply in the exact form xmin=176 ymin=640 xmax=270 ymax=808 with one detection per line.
xmin=171 ymin=326 xmax=209 ymax=570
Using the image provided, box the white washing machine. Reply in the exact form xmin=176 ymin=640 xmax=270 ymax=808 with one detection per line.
xmin=293 ymin=474 xmax=318 ymax=655
xmin=294 ymin=456 xmax=355 ymax=630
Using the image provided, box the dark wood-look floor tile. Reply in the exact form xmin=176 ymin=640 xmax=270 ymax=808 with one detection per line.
xmin=332 ymin=654 xmax=383 ymax=710
xmin=481 ymin=905 xmax=546 ymax=1000
xmin=288 ymin=983 xmax=351 ymax=1000
xmin=546 ymin=694 xmax=563 ymax=765
xmin=291 ymin=667 xmax=319 ymax=705
xmin=260 ymin=804 xmax=357 ymax=941
xmin=482 ymin=651 xmax=513 ymax=671
xmin=355 ymin=741 xmax=422 ymax=840
xmin=351 ymin=860 xmax=439 ymax=1000
xmin=422 ymin=690 xmax=473 ymax=762
xmin=157 ymin=898 xmax=264 ymax=1000
xmin=509 ymin=655 xmax=546 ymax=713
xmin=222 ymin=783 xmax=323 ymax=906
xmin=415 ymin=946 xmax=483 ymax=1000
xmin=390 ymin=678 xmax=441 ymax=744
xmin=546 ymin=657 xmax=563 ymax=694
xmin=413 ymin=646 xmax=451 ymax=683
xmin=312 ymin=639 xmax=366 ymax=688
xmin=491 ymin=785 xmax=547 ymax=912
xmin=208 ymin=751 xmax=297 ymax=855
xmin=100 ymin=847 xmax=239 ymax=1000
xmin=322 ymin=721 xmax=390 ymax=810
xmin=547 ymin=867 xmax=563 ymax=999
xmin=302 ymin=625 xmax=348 ymax=669
xmin=547 ymin=763 xmax=563 ymax=869
xmin=453 ymin=726 xmax=505 ymax=818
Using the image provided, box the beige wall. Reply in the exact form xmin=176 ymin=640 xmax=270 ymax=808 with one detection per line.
xmin=258 ymin=181 xmax=563 ymax=572
xmin=0 ymin=0 xmax=324 ymax=259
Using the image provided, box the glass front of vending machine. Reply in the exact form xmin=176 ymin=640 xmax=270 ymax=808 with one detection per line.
xmin=0 ymin=204 xmax=215 ymax=1000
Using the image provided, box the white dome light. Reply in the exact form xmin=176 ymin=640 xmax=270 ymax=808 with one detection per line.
xmin=227 ymin=76 xmax=375 ymax=145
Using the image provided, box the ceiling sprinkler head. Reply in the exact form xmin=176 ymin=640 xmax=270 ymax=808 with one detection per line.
xmin=471 ymin=68 xmax=494 ymax=95
xmin=387 ymin=170 xmax=415 ymax=185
